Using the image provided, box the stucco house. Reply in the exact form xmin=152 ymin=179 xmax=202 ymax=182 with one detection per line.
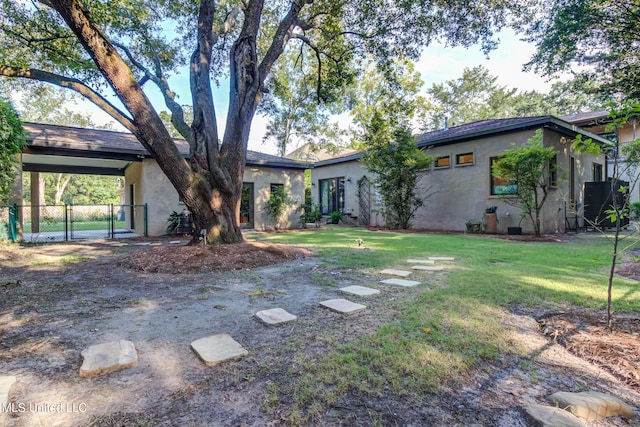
xmin=562 ymin=111 xmax=640 ymax=204
xmin=15 ymin=123 xmax=308 ymax=237
xmin=311 ymin=116 xmax=610 ymax=234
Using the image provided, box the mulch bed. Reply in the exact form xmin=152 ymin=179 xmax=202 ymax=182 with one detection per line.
xmin=539 ymin=310 xmax=640 ymax=391
xmin=118 ymin=241 xmax=312 ymax=273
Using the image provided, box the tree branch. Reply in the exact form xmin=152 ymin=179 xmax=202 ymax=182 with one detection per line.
xmin=0 ymin=65 xmax=135 ymax=132
xmin=113 ymin=41 xmax=193 ymax=143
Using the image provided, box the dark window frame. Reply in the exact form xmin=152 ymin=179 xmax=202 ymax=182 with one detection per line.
xmin=319 ymin=177 xmax=345 ymax=215
xmin=434 ymin=155 xmax=451 ymax=169
xmin=455 ymin=152 xmax=474 ymax=166
xmin=490 ymin=156 xmax=518 ymax=196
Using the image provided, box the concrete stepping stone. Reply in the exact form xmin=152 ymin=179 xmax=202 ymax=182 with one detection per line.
xmin=169 ymin=240 xmax=182 ymax=244
xmin=191 ymin=334 xmax=248 ymax=366
xmin=110 ymin=243 xmax=128 ymax=247
xmin=79 ymin=340 xmax=138 ymax=378
xmin=340 ymin=285 xmax=380 ymax=296
xmin=411 ymin=265 xmax=444 ymax=271
xmin=255 ymin=308 xmax=297 ymax=326
xmin=150 ymin=242 xmax=163 ymax=246
xmin=524 ymin=404 xmax=586 ymax=427
xmin=406 ymin=259 xmax=435 ymax=264
xmin=549 ymin=391 xmax=635 ymax=421
xmin=133 ymin=242 xmax=151 ymax=246
xmin=319 ymin=298 xmax=366 ymax=314
xmin=0 ymin=376 xmax=16 ymax=405
xmin=380 ymin=269 xmax=412 ymax=277
xmin=380 ymin=278 xmax=421 ymax=287
xmin=428 ymin=256 xmax=455 ymax=261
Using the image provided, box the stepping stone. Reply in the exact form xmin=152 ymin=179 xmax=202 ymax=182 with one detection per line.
xmin=549 ymin=391 xmax=635 ymax=422
xmin=340 ymin=285 xmax=380 ymax=296
xmin=406 ymin=259 xmax=435 ymax=264
xmin=0 ymin=376 xmax=16 ymax=405
xmin=380 ymin=278 xmax=421 ymax=287
xmin=255 ymin=308 xmax=297 ymax=326
xmin=133 ymin=242 xmax=151 ymax=246
xmin=428 ymin=256 xmax=455 ymax=261
xmin=319 ymin=298 xmax=366 ymax=314
xmin=524 ymin=404 xmax=586 ymax=427
xmin=169 ymin=240 xmax=182 ymax=244
xmin=150 ymin=242 xmax=163 ymax=246
xmin=380 ymin=269 xmax=412 ymax=277
xmin=79 ymin=340 xmax=138 ymax=378
xmin=191 ymin=334 xmax=248 ymax=366
xmin=411 ymin=265 xmax=444 ymax=271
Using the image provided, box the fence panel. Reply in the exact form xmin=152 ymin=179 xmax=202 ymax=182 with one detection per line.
xmin=21 ymin=205 xmax=67 ymax=243
xmin=69 ymin=204 xmax=113 ymax=240
xmin=10 ymin=204 xmax=145 ymax=242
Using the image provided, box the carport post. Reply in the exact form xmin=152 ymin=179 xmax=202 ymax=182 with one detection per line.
xmin=64 ymin=204 xmax=68 ymax=241
xmin=144 ymin=203 xmax=148 ymax=237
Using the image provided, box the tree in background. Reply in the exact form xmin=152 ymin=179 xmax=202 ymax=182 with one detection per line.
xmin=0 ymin=98 xmax=25 ymax=203
xmin=522 ymin=0 xmax=640 ymax=101
xmin=261 ymin=48 xmax=347 ymax=157
xmin=0 ymin=0 xmax=518 ymax=244
xmin=420 ymin=66 xmax=603 ymax=131
xmin=491 ymin=129 xmax=558 ymax=236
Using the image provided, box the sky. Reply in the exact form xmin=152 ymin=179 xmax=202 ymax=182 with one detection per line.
xmin=67 ymin=28 xmax=558 ymax=156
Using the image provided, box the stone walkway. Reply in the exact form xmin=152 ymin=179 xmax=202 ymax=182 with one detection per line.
xmin=2 ymin=252 xmax=636 ymax=426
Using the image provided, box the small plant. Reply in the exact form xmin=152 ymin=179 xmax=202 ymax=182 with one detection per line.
xmin=328 ymin=211 xmax=343 ymax=224
xmin=631 ymin=202 xmax=640 ymax=219
xmin=264 ymin=186 xmax=293 ymax=230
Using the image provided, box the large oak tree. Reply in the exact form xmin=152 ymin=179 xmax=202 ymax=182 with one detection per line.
xmin=0 ymin=0 xmax=520 ymax=243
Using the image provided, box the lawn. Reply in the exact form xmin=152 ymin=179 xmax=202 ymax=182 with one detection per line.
xmin=250 ymin=227 xmax=640 ymax=422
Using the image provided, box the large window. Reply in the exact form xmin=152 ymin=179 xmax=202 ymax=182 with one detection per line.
xmin=490 ymin=157 xmax=517 ymax=195
xmin=319 ymin=177 xmax=345 ymax=215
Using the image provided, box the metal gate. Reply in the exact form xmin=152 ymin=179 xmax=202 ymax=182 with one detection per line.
xmin=2 ymin=203 xmax=146 ymax=243
xmin=358 ymin=176 xmax=372 ymax=226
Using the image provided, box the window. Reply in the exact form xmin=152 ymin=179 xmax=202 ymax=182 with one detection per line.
xmin=593 ymin=163 xmax=603 ymax=181
xmin=456 ymin=152 xmax=474 ymax=166
xmin=435 ymin=155 xmax=451 ymax=169
xmin=549 ymin=155 xmax=558 ymax=187
xmin=319 ymin=177 xmax=345 ymax=215
xmin=270 ymin=183 xmax=284 ymax=194
xmin=490 ymin=157 xmax=517 ymax=195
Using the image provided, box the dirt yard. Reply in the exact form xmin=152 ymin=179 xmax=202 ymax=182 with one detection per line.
xmin=0 ymin=238 xmax=639 ymax=426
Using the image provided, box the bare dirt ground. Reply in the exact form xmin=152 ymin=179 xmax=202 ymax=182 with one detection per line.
xmin=0 ymin=237 xmax=639 ymax=426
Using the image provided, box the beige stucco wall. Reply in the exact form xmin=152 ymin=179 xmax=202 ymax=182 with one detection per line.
xmin=312 ymin=128 xmax=605 ymax=234
xmin=243 ymin=166 xmax=305 ymax=230
xmin=125 ymin=160 xmax=306 ymax=236
xmin=310 ymin=160 xmax=379 ymax=224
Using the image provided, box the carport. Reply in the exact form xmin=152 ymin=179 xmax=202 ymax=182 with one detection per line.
xmin=6 ymin=122 xmax=151 ymax=242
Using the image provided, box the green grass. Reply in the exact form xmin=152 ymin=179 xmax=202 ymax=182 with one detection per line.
xmin=249 ymin=227 xmax=640 ymax=423
xmin=23 ymin=220 xmax=126 ymax=233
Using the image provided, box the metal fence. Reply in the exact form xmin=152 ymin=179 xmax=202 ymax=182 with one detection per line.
xmin=0 ymin=203 xmax=147 ymax=243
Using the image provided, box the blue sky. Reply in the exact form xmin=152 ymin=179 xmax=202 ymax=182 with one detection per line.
xmin=75 ymin=28 xmax=557 ymax=156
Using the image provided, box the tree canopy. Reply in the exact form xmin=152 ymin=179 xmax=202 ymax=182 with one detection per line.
xmin=523 ymin=0 xmax=640 ymax=101
xmin=0 ymin=0 xmax=522 ymax=243
xmin=0 ymin=98 xmax=25 ymax=204
xmin=420 ymin=65 xmax=604 ymax=131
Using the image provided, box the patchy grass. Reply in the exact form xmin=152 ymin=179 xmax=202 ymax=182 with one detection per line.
xmin=251 ymin=227 xmax=640 ymax=422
